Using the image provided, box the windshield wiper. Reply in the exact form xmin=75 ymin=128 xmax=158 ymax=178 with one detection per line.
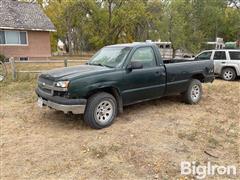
xmin=88 ymin=63 xmax=114 ymax=68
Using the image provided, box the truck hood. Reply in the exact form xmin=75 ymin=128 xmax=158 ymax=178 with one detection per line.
xmin=39 ymin=65 xmax=114 ymax=81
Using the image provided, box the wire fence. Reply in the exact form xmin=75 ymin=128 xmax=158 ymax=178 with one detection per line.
xmin=7 ymin=57 xmax=89 ymax=80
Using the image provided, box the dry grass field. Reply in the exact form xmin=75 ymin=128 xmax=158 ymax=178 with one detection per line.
xmin=0 ymin=74 xmax=239 ymax=179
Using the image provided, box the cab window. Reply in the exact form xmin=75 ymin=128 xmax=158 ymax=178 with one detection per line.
xmin=196 ymin=51 xmax=212 ymax=60
xmin=130 ymin=47 xmax=156 ymax=68
xmin=213 ymin=51 xmax=226 ymax=60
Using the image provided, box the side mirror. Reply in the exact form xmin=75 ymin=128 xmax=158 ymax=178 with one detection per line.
xmin=127 ymin=61 xmax=143 ymax=71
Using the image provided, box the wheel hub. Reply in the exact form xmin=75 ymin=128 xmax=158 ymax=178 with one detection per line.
xmin=224 ymin=71 xmax=233 ymax=80
xmin=94 ymin=100 xmax=113 ymax=125
xmin=191 ymin=85 xmax=200 ymax=101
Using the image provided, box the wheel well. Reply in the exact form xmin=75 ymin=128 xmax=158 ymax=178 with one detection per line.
xmin=192 ymin=74 xmax=205 ymax=82
xmin=221 ymin=66 xmax=237 ymax=74
xmin=86 ymin=87 xmax=123 ymax=113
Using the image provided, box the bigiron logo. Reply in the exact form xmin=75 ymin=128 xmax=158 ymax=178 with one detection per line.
xmin=180 ymin=161 xmax=237 ymax=179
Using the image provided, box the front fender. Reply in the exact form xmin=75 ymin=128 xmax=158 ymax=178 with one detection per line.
xmin=69 ymin=80 xmax=121 ymax=98
xmin=68 ymin=69 xmax=124 ymax=98
xmin=88 ymin=81 xmax=120 ymax=91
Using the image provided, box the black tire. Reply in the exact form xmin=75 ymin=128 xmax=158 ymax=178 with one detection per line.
xmin=221 ymin=68 xmax=236 ymax=81
xmin=183 ymin=79 xmax=202 ymax=104
xmin=84 ymin=92 xmax=117 ymax=129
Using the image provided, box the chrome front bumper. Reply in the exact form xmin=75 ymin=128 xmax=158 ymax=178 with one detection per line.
xmin=41 ymin=99 xmax=86 ymax=114
xmin=36 ymin=88 xmax=87 ymax=114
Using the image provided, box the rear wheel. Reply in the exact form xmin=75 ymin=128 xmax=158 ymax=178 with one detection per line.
xmin=183 ymin=79 xmax=202 ymax=104
xmin=84 ymin=92 xmax=117 ymax=129
xmin=221 ymin=68 xmax=236 ymax=81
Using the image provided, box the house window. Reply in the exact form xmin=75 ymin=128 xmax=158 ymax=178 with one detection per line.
xmin=0 ymin=31 xmax=5 ymax=44
xmin=0 ymin=30 xmax=27 ymax=45
xmin=5 ymin=31 xmax=19 ymax=44
xmin=20 ymin=57 xmax=29 ymax=61
xmin=20 ymin=32 xmax=27 ymax=44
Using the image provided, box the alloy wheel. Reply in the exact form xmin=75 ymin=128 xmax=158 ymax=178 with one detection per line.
xmin=94 ymin=100 xmax=114 ymax=125
xmin=191 ymin=84 xmax=200 ymax=102
xmin=223 ymin=71 xmax=233 ymax=80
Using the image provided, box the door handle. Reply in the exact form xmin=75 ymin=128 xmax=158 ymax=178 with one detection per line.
xmin=155 ymin=71 xmax=166 ymax=76
xmin=221 ymin=62 xmax=226 ymax=64
xmin=161 ymin=72 xmax=166 ymax=76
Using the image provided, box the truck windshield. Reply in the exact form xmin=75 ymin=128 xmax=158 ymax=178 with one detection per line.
xmin=88 ymin=47 xmax=132 ymax=68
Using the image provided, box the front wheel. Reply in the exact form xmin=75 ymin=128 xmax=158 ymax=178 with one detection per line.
xmin=183 ymin=79 xmax=202 ymax=104
xmin=84 ymin=92 xmax=117 ymax=129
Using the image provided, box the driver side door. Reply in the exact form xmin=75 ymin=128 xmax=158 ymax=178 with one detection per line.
xmin=121 ymin=47 xmax=166 ymax=105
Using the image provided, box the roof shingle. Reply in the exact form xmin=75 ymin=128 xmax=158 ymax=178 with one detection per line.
xmin=0 ymin=0 xmax=56 ymax=31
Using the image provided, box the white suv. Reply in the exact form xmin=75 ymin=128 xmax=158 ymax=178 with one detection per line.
xmin=194 ymin=49 xmax=240 ymax=81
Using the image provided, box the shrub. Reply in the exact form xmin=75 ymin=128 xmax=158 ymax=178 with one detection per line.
xmin=0 ymin=54 xmax=6 ymax=62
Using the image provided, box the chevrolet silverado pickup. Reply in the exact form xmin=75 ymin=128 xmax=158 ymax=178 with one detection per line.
xmin=36 ymin=43 xmax=214 ymax=129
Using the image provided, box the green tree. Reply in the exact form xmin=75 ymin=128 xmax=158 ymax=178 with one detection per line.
xmin=23 ymin=0 xmax=240 ymax=54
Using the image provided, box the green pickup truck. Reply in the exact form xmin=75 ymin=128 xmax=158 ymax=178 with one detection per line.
xmin=36 ymin=43 xmax=214 ymax=129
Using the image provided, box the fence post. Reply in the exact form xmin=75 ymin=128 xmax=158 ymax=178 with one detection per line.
xmin=10 ymin=57 xmax=16 ymax=80
xmin=64 ymin=57 xmax=68 ymax=67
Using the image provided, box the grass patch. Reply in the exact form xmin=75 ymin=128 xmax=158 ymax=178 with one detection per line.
xmin=178 ymin=131 xmax=198 ymax=142
xmin=208 ymin=137 xmax=220 ymax=149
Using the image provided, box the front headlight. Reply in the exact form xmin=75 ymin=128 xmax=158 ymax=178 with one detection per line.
xmin=55 ymin=81 xmax=69 ymax=88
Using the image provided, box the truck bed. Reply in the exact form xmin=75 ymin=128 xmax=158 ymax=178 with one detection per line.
xmin=163 ymin=59 xmax=214 ymax=94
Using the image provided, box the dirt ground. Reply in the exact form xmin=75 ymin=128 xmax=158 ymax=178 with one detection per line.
xmin=0 ymin=79 xmax=239 ymax=180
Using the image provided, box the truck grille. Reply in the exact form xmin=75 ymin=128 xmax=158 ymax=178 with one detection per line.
xmin=39 ymin=87 xmax=52 ymax=95
xmin=38 ymin=77 xmax=54 ymax=95
xmin=37 ymin=76 xmax=68 ymax=97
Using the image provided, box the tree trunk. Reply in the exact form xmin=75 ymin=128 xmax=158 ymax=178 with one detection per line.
xmin=172 ymin=47 xmax=176 ymax=59
xmin=108 ymin=0 xmax=112 ymax=29
xmin=67 ymin=29 xmax=73 ymax=55
xmin=107 ymin=0 xmax=113 ymax=43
